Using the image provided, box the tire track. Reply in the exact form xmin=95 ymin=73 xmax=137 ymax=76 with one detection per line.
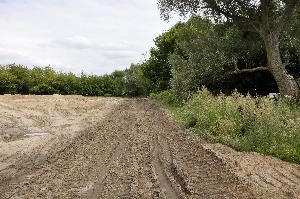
xmin=152 ymin=136 xmax=180 ymax=199
xmin=156 ymin=134 xmax=191 ymax=197
xmin=83 ymin=139 xmax=126 ymax=198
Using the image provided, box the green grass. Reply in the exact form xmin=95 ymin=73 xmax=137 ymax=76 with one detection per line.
xmin=150 ymin=89 xmax=300 ymax=164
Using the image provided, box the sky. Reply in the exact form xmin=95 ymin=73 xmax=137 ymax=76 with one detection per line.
xmin=0 ymin=0 xmax=179 ymax=75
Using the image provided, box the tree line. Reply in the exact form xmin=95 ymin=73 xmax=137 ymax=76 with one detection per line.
xmin=0 ymin=64 xmax=149 ymax=96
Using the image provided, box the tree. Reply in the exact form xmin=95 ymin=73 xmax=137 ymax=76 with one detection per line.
xmin=110 ymin=70 xmax=125 ymax=96
xmin=124 ymin=64 xmax=151 ymax=96
xmin=169 ymin=16 xmax=271 ymax=100
xmin=29 ymin=66 xmax=58 ymax=95
xmin=142 ymin=23 xmax=184 ymax=92
xmin=53 ymin=72 xmax=80 ymax=95
xmin=8 ymin=64 xmax=31 ymax=94
xmin=0 ymin=66 xmax=17 ymax=94
xmin=158 ymin=0 xmax=300 ymax=98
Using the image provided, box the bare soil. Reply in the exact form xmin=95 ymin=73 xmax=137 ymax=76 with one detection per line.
xmin=0 ymin=95 xmax=299 ymax=199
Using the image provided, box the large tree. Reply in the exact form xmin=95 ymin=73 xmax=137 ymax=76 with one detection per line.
xmin=158 ymin=0 xmax=300 ymax=98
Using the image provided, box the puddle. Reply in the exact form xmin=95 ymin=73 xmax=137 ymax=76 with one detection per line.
xmin=24 ymin=132 xmax=49 ymax=137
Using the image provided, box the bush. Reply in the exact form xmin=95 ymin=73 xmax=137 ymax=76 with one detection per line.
xmin=30 ymin=84 xmax=57 ymax=95
xmin=123 ymin=64 xmax=151 ymax=97
xmin=155 ymin=87 xmax=300 ymax=163
xmin=149 ymin=90 xmax=178 ymax=106
xmin=0 ymin=69 xmax=17 ymax=94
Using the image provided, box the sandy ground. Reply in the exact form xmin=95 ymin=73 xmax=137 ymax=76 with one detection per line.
xmin=0 ymin=95 xmax=299 ymax=199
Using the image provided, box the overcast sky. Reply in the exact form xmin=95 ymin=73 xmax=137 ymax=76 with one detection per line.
xmin=0 ymin=0 xmax=179 ymax=75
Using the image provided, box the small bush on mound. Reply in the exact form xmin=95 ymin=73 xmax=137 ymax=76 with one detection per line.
xmin=149 ymin=90 xmax=178 ymax=106
xmin=153 ymin=88 xmax=300 ymax=163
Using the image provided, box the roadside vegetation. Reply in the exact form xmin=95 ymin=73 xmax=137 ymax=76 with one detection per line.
xmin=147 ymin=1 xmax=300 ymax=164
xmin=150 ymin=89 xmax=300 ymax=164
xmin=1 ymin=1 xmax=300 ymax=163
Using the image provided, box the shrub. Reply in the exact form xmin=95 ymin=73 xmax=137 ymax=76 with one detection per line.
xmin=29 ymin=84 xmax=57 ymax=95
xmin=149 ymin=90 xmax=178 ymax=106
xmin=0 ymin=69 xmax=17 ymax=94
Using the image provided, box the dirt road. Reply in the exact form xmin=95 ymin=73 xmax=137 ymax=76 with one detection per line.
xmin=0 ymin=96 xmax=299 ymax=198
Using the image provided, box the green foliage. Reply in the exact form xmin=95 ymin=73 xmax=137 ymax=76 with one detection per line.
xmin=52 ymin=72 xmax=80 ymax=95
xmin=80 ymin=74 xmax=104 ymax=96
xmin=123 ymin=64 xmax=151 ymax=96
xmin=8 ymin=64 xmax=31 ymax=94
xmin=30 ymin=84 xmax=56 ymax=95
xmin=149 ymin=90 xmax=178 ymax=106
xmin=169 ymin=17 xmax=267 ymax=101
xmin=142 ymin=23 xmax=184 ymax=92
xmin=0 ymin=67 xmax=17 ymax=94
xmin=0 ymin=64 xmax=154 ymax=97
xmin=157 ymin=88 xmax=300 ymax=163
xmin=158 ymin=0 xmax=300 ymax=32
xmin=0 ymin=64 xmax=130 ymax=97
xmin=110 ymin=70 xmax=125 ymax=96
xmin=158 ymin=0 xmax=300 ymax=98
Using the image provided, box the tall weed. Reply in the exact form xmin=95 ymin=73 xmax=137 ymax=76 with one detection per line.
xmin=153 ymin=88 xmax=300 ymax=163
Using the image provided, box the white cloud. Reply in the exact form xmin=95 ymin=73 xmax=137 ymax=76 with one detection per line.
xmin=0 ymin=0 xmax=179 ymax=75
xmin=52 ymin=36 xmax=93 ymax=49
xmin=102 ymin=50 xmax=137 ymax=59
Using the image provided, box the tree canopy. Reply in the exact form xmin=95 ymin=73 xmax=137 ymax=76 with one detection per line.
xmin=158 ymin=0 xmax=300 ymax=98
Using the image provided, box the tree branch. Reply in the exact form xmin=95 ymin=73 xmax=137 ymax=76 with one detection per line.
xmin=204 ymin=0 xmax=259 ymax=32
xmin=275 ymin=0 xmax=297 ymax=35
xmin=204 ymin=0 xmax=248 ymax=21
xmin=230 ymin=67 xmax=269 ymax=75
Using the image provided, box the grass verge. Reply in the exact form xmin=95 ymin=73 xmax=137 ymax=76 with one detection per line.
xmin=150 ymin=89 xmax=300 ymax=164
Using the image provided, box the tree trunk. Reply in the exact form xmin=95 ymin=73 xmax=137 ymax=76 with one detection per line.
xmin=262 ymin=32 xmax=300 ymax=99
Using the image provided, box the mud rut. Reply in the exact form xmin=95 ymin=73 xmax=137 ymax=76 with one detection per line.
xmin=0 ymin=99 xmax=295 ymax=198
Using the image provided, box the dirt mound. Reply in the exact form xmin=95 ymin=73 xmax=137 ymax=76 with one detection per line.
xmin=204 ymin=143 xmax=300 ymax=198
xmin=0 ymin=96 xmax=299 ymax=198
